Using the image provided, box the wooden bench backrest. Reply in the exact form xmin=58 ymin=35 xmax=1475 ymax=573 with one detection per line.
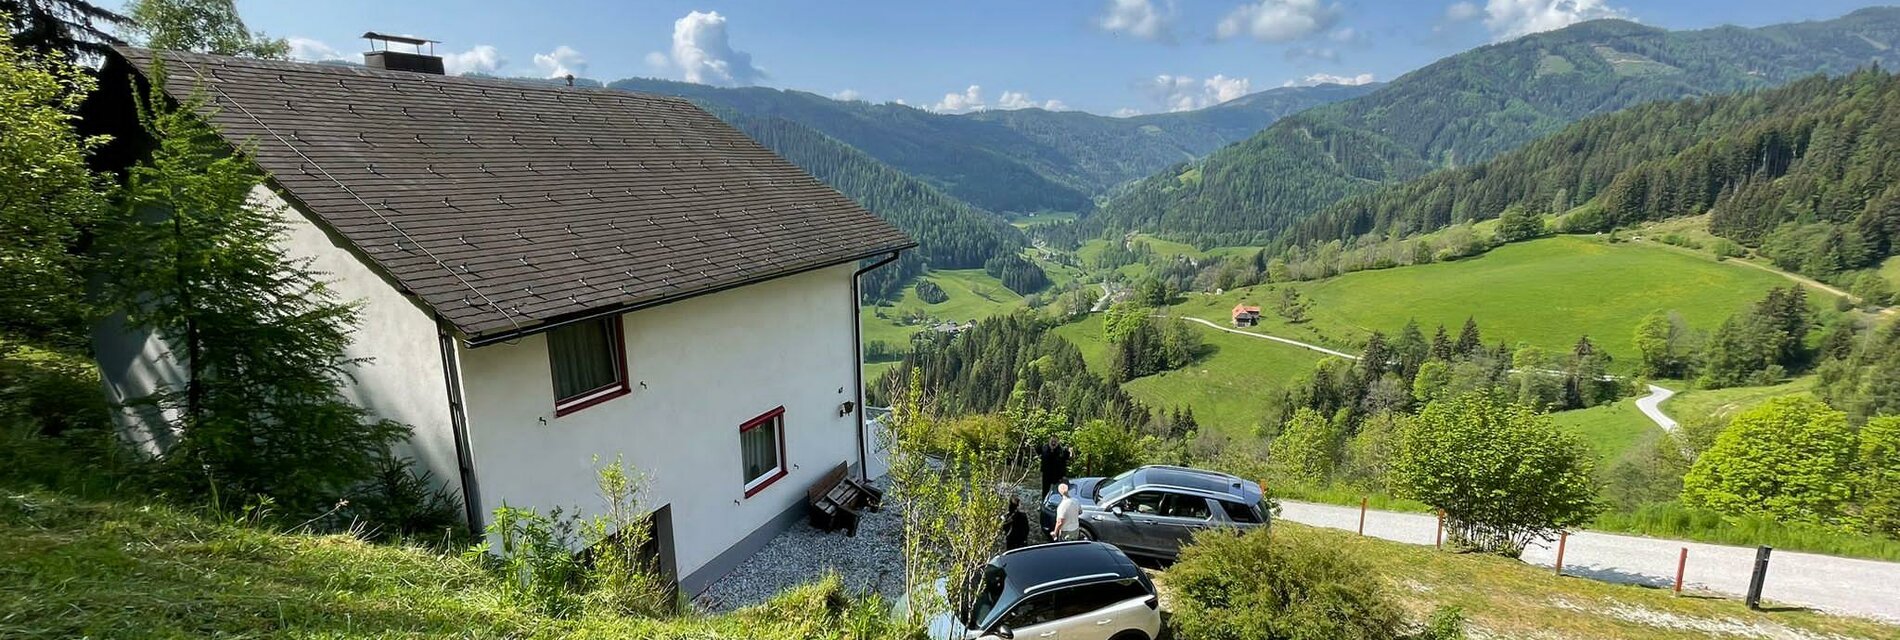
xmin=807 ymin=462 xmax=849 ymax=504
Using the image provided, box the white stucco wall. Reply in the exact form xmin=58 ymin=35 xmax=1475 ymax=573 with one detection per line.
xmin=92 ymin=186 xmax=462 ymax=500
xmin=455 ymin=262 xmax=861 ymax=591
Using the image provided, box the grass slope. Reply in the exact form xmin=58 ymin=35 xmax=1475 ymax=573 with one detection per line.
xmin=1660 ymin=377 xmax=1815 ymax=426
xmin=1183 ymin=236 xmax=1808 ymax=366
xmin=1549 ymin=396 xmax=1664 ymax=463
xmin=1245 ymin=524 xmax=1899 ymax=639
xmin=1052 ymin=315 xmax=1330 ymax=436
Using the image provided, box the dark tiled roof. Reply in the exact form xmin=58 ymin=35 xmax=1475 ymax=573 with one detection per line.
xmin=115 ymin=48 xmax=913 ymax=340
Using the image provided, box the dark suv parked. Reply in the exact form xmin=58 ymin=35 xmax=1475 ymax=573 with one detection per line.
xmin=1040 ymin=465 xmax=1268 ymax=560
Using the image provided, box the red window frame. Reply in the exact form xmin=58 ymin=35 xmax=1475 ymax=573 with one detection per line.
xmin=551 ymin=316 xmax=631 ymax=417
xmin=740 ymin=406 xmax=788 ymax=498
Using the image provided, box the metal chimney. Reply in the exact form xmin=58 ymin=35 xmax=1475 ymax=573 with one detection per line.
xmin=362 ymin=32 xmax=445 ymax=75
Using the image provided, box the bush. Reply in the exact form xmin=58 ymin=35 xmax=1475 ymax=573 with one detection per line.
xmin=913 ymin=279 xmax=948 ymax=304
xmin=1388 ymin=393 xmax=1601 ymax=556
xmin=1170 ymin=527 xmax=1403 ymax=640
xmin=1682 ymin=396 xmax=1856 ymax=526
xmin=1070 ymin=419 xmax=1148 ymax=477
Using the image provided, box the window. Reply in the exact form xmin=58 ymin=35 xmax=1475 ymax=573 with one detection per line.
xmin=1159 ymin=493 xmax=1211 ymax=520
xmin=548 ymin=317 xmax=628 ymax=415
xmin=1219 ymin=499 xmax=1264 ymax=524
xmin=998 ymin=592 xmax=1060 ymax=630
xmin=1117 ymin=491 xmax=1165 ymax=515
xmin=740 ymin=407 xmax=787 ymax=497
xmin=1052 ymin=579 xmax=1149 ymax=619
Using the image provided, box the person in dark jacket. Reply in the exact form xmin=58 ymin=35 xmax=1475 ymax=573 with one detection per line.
xmin=1036 ymin=435 xmax=1071 ymax=497
xmin=1002 ymin=495 xmax=1030 ymax=550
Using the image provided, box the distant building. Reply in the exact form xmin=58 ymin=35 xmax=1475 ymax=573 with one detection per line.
xmin=1232 ymin=304 xmax=1262 ymax=327
xmin=89 ymin=45 xmax=913 ymax=599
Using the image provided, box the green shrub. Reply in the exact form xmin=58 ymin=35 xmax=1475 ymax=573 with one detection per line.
xmin=1419 ymin=606 xmax=1468 ymax=640
xmin=1170 ymin=527 xmax=1403 ymax=640
xmin=1682 ymin=396 xmax=1856 ymax=526
xmin=1070 ymin=419 xmax=1148 ymax=477
xmin=914 ymin=279 xmax=949 ymax=304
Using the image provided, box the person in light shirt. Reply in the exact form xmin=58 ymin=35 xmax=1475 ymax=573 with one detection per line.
xmin=1051 ymin=482 xmax=1083 ymax=541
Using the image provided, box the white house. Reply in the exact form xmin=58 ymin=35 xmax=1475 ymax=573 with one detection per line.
xmin=91 ymin=44 xmax=913 ymax=596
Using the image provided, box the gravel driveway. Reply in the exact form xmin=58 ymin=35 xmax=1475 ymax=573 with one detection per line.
xmin=1277 ymin=500 xmax=1900 ymax=623
xmin=695 ymin=483 xmax=905 ymax=612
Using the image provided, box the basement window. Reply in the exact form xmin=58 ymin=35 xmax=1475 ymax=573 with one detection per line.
xmin=740 ymin=407 xmax=787 ymax=497
xmin=549 ymin=316 xmax=629 ymax=416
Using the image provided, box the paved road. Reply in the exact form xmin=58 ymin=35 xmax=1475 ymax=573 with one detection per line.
xmin=1635 ymin=384 xmax=1679 ymax=433
xmin=1176 ymin=316 xmax=1360 ymax=359
xmin=1278 ymin=500 xmax=1900 ymax=623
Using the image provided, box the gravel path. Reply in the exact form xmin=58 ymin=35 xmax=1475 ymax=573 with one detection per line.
xmin=1278 ymin=500 xmax=1900 ymax=623
xmin=1177 ymin=316 xmax=1360 ymax=359
xmin=695 ymin=483 xmax=905 ymax=612
xmin=1635 ymin=384 xmax=1679 ymax=432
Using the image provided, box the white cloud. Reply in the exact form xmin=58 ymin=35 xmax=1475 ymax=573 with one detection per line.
xmin=1283 ymin=72 xmax=1376 ymax=87
xmin=1462 ymin=0 xmax=1629 ymax=40
xmin=832 ymin=89 xmax=862 ymax=102
xmin=996 ymin=90 xmax=1067 ymax=111
xmin=1097 ymin=0 xmax=1175 ymax=42
xmin=669 ymin=10 xmax=765 ymax=86
xmin=643 ymin=51 xmax=670 ymax=71
xmin=932 ymin=85 xmax=986 ymax=113
xmin=442 ymin=45 xmax=504 ymax=76
xmin=286 ymin=37 xmax=345 ymax=62
xmin=1112 ymin=107 xmax=1144 ymax=117
xmin=1143 ymin=74 xmax=1252 ymax=112
xmin=1216 ymin=0 xmax=1341 ymax=43
xmin=532 ymin=45 xmax=587 ymax=78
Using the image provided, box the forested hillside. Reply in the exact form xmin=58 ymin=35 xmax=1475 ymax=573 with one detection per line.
xmin=1298 ymin=70 xmax=1900 ymax=284
xmin=1097 ymin=8 xmax=1900 ymax=247
xmin=717 ymin=111 xmax=1029 ymax=300
xmin=611 ymin=77 xmax=1374 ymax=214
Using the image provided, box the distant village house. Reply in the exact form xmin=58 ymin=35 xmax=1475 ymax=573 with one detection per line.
xmin=1232 ymin=303 xmax=1262 ymax=327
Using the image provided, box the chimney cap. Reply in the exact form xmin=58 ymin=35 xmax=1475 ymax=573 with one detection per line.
xmin=362 ymin=32 xmax=438 ymax=46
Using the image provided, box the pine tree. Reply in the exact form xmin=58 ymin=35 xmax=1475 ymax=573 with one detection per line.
xmin=1454 ymin=317 xmax=1483 ymax=357
xmin=1430 ymin=324 xmax=1453 ymax=361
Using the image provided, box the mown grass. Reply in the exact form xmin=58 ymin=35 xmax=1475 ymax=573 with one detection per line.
xmin=1590 ymin=503 xmax=1900 ymax=562
xmin=859 ymin=268 xmax=1026 ymax=349
xmin=1660 ymin=377 xmax=1815 ymax=425
xmin=1549 ymin=395 xmax=1666 ymax=463
xmin=1245 ymin=524 xmax=1900 ymax=639
xmin=1181 ymin=236 xmax=1809 ymax=368
xmin=1050 ymin=314 xmax=1329 ymax=437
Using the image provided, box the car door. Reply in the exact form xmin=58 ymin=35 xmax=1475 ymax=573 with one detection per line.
xmin=1152 ymin=493 xmax=1215 ymax=556
xmin=1046 ymin=580 xmax=1154 ymax=640
xmin=1100 ymin=491 xmax=1167 ymax=554
xmin=989 ymin=591 xmax=1062 ymax=640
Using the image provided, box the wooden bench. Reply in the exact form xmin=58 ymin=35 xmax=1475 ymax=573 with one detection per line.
xmin=806 ymin=462 xmax=883 ymax=536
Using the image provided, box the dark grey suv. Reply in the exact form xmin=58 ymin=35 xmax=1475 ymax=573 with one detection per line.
xmin=1040 ymin=465 xmax=1269 ymax=560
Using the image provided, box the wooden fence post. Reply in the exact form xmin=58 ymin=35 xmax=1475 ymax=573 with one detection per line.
xmin=1673 ymin=547 xmax=1688 ymax=596
xmin=1357 ymin=496 xmax=1368 ymax=535
xmin=1434 ymin=510 xmax=1444 ymax=549
xmin=1553 ymin=531 xmax=1569 ymax=576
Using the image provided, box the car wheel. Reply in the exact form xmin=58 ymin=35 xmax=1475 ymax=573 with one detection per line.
xmin=1108 ymin=631 xmax=1150 ymax=640
xmin=1075 ymin=525 xmax=1096 ymax=541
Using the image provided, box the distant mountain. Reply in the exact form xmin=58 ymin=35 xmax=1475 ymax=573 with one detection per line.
xmin=1302 ymin=69 xmax=1900 ymax=283
xmin=1096 ymin=8 xmax=1900 ymax=247
xmin=707 ymin=109 xmax=1029 ymax=301
xmin=606 ymin=77 xmax=1375 ymax=214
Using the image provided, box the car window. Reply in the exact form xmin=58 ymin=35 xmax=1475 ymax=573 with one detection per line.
xmin=1161 ymin=493 xmax=1210 ymax=519
xmin=998 ymin=592 xmax=1060 ymax=630
xmin=1096 ymin=469 xmax=1138 ymax=502
xmin=1219 ymin=499 xmax=1263 ymax=523
xmin=965 ymin=564 xmax=1008 ymax=628
xmin=1051 ymin=579 xmax=1150 ymax=619
xmin=1118 ymin=491 xmax=1164 ymax=515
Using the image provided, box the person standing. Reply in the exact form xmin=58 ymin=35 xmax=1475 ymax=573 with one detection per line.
xmin=1002 ymin=495 xmax=1030 ymax=550
xmin=1036 ymin=435 xmax=1070 ymax=497
xmin=1051 ymin=482 xmax=1084 ymax=542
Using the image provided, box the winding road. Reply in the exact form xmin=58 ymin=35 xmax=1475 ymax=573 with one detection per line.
xmin=1172 ymin=315 xmax=1687 ymax=434
xmin=1277 ymin=499 xmax=1900 ymax=623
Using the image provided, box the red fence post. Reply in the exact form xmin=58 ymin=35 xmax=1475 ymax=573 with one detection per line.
xmin=1434 ymin=510 xmax=1444 ymax=549
xmin=1553 ymin=532 xmax=1569 ymax=576
xmin=1674 ymin=547 xmax=1688 ymax=596
xmin=1357 ymin=496 xmax=1368 ymax=535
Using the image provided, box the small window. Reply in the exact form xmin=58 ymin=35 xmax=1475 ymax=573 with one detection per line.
xmin=740 ymin=407 xmax=787 ymax=497
xmin=549 ymin=317 xmax=628 ymax=414
xmin=1160 ymin=493 xmax=1210 ymax=520
xmin=1220 ymin=500 xmax=1264 ymax=524
xmin=1052 ymin=579 xmax=1148 ymax=619
xmin=1118 ymin=491 xmax=1165 ymax=515
xmin=999 ymin=592 xmax=1061 ymax=630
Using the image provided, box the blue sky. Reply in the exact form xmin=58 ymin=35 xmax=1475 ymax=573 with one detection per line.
xmin=241 ymin=0 xmax=1890 ymax=116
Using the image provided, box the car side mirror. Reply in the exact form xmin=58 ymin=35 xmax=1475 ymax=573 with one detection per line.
xmin=989 ymin=624 xmax=1015 ymax=640
xmin=1110 ymin=506 xmax=1124 ymax=516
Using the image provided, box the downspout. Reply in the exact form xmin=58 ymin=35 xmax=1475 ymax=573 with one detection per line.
xmin=436 ymin=319 xmax=484 ymax=533
xmin=851 ymin=251 xmax=903 ymax=481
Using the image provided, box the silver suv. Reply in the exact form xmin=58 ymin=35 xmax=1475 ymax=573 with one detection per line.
xmin=1040 ymin=465 xmax=1269 ymax=560
xmin=930 ymin=541 xmax=1162 ymax=640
